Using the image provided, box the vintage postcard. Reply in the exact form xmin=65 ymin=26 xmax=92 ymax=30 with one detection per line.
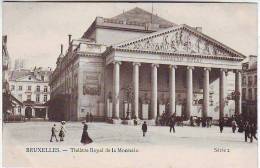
xmin=2 ymin=2 xmax=258 ymax=168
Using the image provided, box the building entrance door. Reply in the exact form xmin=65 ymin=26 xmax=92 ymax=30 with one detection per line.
xmin=25 ymin=107 xmax=32 ymax=118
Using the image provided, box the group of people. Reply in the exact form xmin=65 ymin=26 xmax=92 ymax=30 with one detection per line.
xmin=49 ymin=114 xmax=257 ymax=144
xmin=50 ymin=121 xmax=93 ymax=144
xmin=219 ymin=117 xmax=257 ymax=143
xmin=50 ymin=121 xmax=66 ymax=142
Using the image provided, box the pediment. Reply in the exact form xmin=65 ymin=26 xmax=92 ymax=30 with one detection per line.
xmin=115 ymin=24 xmax=245 ymax=59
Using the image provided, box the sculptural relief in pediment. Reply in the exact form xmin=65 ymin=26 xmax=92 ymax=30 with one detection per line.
xmin=119 ymin=29 xmax=231 ymax=57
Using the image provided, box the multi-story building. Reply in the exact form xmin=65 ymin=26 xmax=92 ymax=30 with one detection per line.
xmin=9 ymin=67 xmax=52 ymax=120
xmin=49 ymin=7 xmax=245 ymax=123
xmin=2 ymin=35 xmax=23 ymax=121
xmin=242 ymin=55 xmax=257 ymax=121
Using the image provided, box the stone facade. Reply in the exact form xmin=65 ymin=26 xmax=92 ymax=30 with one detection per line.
xmin=9 ymin=68 xmax=51 ymax=119
xmin=242 ymin=55 xmax=257 ymax=121
xmin=49 ymin=8 xmax=245 ymax=122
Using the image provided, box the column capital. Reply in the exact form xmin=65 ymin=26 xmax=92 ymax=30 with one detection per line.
xmin=133 ymin=62 xmax=141 ymax=66
xmin=151 ymin=64 xmax=159 ymax=68
xmin=187 ymin=66 xmax=194 ymax=70
xmin=233 ymin=69 xmax=242 ymax=73
xmin=203 ymin=67 xmax=211 ymax=71
xmin=169 ymin=65 xmax=178 ymax=69
xmin=113 ymin=61 xmax=122 ymax=65
xmin=220 ymin=68 xmax=228 ymax=72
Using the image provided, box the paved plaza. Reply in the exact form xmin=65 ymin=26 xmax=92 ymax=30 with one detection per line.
xmin=3 ymin=122 xmax=257 ymax=168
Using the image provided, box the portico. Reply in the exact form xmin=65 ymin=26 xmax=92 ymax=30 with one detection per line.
xmin=105 ymin=24 xmax=245 ymax=123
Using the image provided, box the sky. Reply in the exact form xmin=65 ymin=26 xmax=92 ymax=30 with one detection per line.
xmin=3 ymin=2 xmax=258 ymax=69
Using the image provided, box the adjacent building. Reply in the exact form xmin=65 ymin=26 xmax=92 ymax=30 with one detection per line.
xmin=49 ymin=7 xmax=246 ymax=123
xmin=9 ymin=67 xmax=52 ymax=120
xmin=2 ymin=35 xmax=23 ymax=121
xmin=242 ymin=55 xmax=257 ymax=121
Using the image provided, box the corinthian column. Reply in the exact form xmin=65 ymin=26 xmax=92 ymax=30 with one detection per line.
xmin=113 ymin=61 xmax=121 ymax=119
xmin=133 ymin=62 xmax=141 ymax=119
xmin=235 ymin=70 xmax=242 ymax=115
xmin=219 ymin=68 xmax=227 ymax=119
xmin=151 ymin=64 xmax=159 ymax=120
xmin=203 ymin=67 xmax=211 ymax=118
xmin=169 ymin=65 xmax=177 ymax=116
xmin=186 ymin=66 xmax=194 ymax=119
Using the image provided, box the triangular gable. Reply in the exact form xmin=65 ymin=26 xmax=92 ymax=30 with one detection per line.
xmin=114 ymin=24 xmax=246 ymax=59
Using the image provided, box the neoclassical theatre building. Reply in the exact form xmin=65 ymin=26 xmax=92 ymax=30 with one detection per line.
xmin=49 ymin=7 xmax=245 ymax=122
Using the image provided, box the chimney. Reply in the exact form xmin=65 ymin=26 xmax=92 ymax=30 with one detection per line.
xmin=68 ymin=34 xmax=72 ymax=45
xmin=60 ymin=44 xmax=63 ymax=54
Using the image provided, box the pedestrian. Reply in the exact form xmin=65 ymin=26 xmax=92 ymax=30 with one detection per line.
xmin=50 ymin=124 xmax=58 ymax=142
xmin=206 ymin=118 xmax=210 ymax=128
xmin=86 ymin=113 xmax=89 ymax=122
xmin=169 ymin=116 xmax=176 ymax=133
xmin=250 ymin=123 xmax=257 ymax=142
xmin=231 ymin=119 xmax=237 ymax=133
xmin=59 ymin=121 xmax=66 ymax=141
xmin=80 ymin=122 xmax=93 ymax=145
xmin=90 ymin=113 xmax=93 ymax=122
xmin=244 ymin=121 xmax=251 ymax=142
xmin=142 ymin=121 xmax=147 ymax=137
xmin=219 ymin=118 xmax=224 ymax=133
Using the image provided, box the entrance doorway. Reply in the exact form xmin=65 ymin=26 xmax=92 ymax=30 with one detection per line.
xmin=25 ymin=107 xmax=32 ymax=118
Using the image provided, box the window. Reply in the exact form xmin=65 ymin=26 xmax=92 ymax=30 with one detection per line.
xmin=44 ymin=95 xmax=47 ymax=102
xmin=36 ymin=94 xmax=40 ymax=102
xmin=11 ymin=85 xmax=15 ymax=91
xmin=44 ymin=86 xmax=48 ymax=92
xmin=255 ymin=88 xmax=257 ymax=100
xmin=248 ymin=88 xmax=253 ymax=100
xmin=18 ymin=94 xmax=22 ymax=101
xmin=28 ymin=76 xmax=31 ymax=80
xmin=19 ymin=86 xmax=23 ymax=91
xmin=18 ymin=106 xmax=21 ymax=113
xmin=41 ymin=75 xmax=44 ymax=81
xmin=81 ymin=109 xmax=85 ymax=113
xmin=248 ymin=76 xmax=253 ymax=86
xmin=27 ymin=85 xmax=31 ymax=91
xmin=242 ymin=88 xmax=246 ymax=100
xmin=242 ymin=76 xmax=247 ymax=85
xmin=36 ymin=86 xmax=40 ymax=92
xmin=27 ymin=95 xmax=31 ymax=101
xmin=254 ymin=75 xmax=257 ymax=85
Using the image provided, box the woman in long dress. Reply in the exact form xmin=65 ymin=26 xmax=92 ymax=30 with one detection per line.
xmin=80 ymin=122 xmax=93 ymax=144
xmin=59 ymin=121 xmax=66 ymax=141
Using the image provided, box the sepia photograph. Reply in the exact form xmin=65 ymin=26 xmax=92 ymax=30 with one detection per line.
xmin=2 ymin=1 xmax=258 ymax=168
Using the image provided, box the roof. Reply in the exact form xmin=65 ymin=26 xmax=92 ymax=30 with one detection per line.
xmin=111 ymin=7 xmax=177 ymax=27
xmin=9 ymin=70 xmax=32 ymax=81
xmin=9 ymin=69 xmax=52 ymax=81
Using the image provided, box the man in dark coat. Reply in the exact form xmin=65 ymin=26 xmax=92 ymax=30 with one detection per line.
xmin=169 ymin=116 xmax=176 ymax=133
xmin=244 ymin=121 xmax=251 ymax=142
xmin=219 ymin=118 xmax=224 ymax=133
xmin=250 ymin=123 xmax=257 ymax=142
xmin=50 ymin=124 xmax=58 ymax=142
xmin=142 ymin=121 xmax=147 ymax=137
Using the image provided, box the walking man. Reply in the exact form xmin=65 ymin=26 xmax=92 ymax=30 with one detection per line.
xmin=169 ymin=116 xmax=176 ymax=133
xmin=250 ymin=123 xmax=257 ymax=142
xmin=231 ymin=119 xmax=237 ymax=133
xmin=244 ymin=121 xmax=251 ymax=142
xmin=50 ymin=124 xmax=58 ymax=142
xmin=142 ymin=121 xmax=147 ymax=137
xmin=219 ymin=118 xmax=224 ymax=133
